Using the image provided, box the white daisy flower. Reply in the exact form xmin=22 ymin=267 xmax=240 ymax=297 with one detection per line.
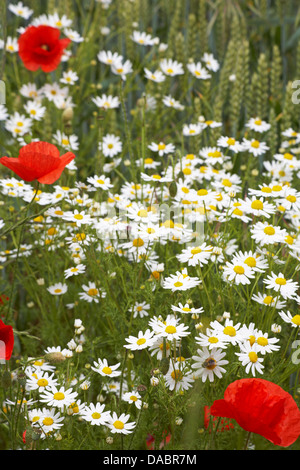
xmin=191 ymin=347 xmax=228 ymax=382
xmin=235 ymin=343 xmax=264 ymax=376
xmin=91 ymin=358 xmax=121 ymax=377
xmin=80 ymin=403 xmax=111 ymax=426
xmin=108 ymin=412 xmax=136 ymax=435
xmin=47 ymin=283 xmax=68 ymax=296
xmin=164 ymin=363 xmax=194 ymax=391
xmin=124 ymin=329 xmax=155 ymax=350
xmin=39 ymin=386 xmax=78 ymax=409
xmin=245 ymin=117 xmax=271 ymax=133
xmin=278 ymin=310 xmax=300 ymax=328
xmin=263 ymin=272 xmax=299 ymax=299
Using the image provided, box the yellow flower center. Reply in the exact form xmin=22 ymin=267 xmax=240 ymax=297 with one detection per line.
xmin=158 ymin=143 xmax=166 ymax=150
xmin=227 ymin=138 xmax=236 ymax=146
xmin=102 ymin=366 xmax=112 ymax=375
xmin=263 ymin=296 xmax=274 ymax=305
xmin=136 ymin=338 xmax=146 ymax=345
xmin=264 ymin=226 xmax=275 ymax=235
xmin=113 ymin=420 xmax=124 ymax=430
xmin=37 ymin=379 xmax=48 ymax=387
xmin=88 ymin=288 xmax=98 ymax=296
xmin=208 ymin=336 xmax=219 ymax=344
xmin=173 ymin=281 xmax=183 ymax=288
xmin=248 ymin=352 xmax=258 ymax=363
xmin=132 ymin=238 xmax=144 ymax=247
xmin=251 ymin=200 xmax=263 ymax=210
xmin=222 ymin=178 xmax=232 ymax=187
xmin=233 ymin=208 xmax=243 ymax=216
xmin=171 ymin=370 xmax=183 ymax=381
xmin=275 ymin=277 xmax=286 ymax=286
xmin=284 ymin=235 xmax=293 ymax=246
xmin=234 ymin=266 xmax=245 ymax=275
xmin=261 ymin=186 xmax=272 ymax=193
xmin=292 ymin=315 xmax=300 ymax=326
xmin=287 ymin=195 xmax=297 ymax=203
xmin=249 ymin=335 xmax=256 ymax=346
xmin=251 ymin=140 xmax=260 ymax=148
xmin=137 ymin=209 xmax=148 ymax=218
xmin=191 ymin=247 xmax=202 ymax=255
xmin=223 ymin=326 xmax=236 ymax=337
xmin=97 ymin=179 xmax=105 ymax=185
xmin=165 ymin=325 xmax=177 ymax=334
xmin=92 ymin=412 xmax=101 ymax=420
xmin=257 ymin=337 xmax=268 ymax=346
xmin=43 ymin=417 xmax=54 ymax=426
xmin=130 ymin=395 xmax=138 ymax=401
xmin=244 ymin=256 xmax=256 ymax=267
xmin=197 ymin=189 xmax=208 ymax=196
xmin=74 ymin=214 xmax=83 ymax=220
xmin=272 ymin=185 xmax=282 ymax=192
xmin=53 ymin=392 xmax=65 ymax=401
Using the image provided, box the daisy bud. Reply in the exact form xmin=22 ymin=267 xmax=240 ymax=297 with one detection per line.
xmin=150 ymin=376 xmax=159 ymax=387
xmin=36 ymin=278 xmax=45 ymax=286
xmin=175 ymin=417 xmax=183 ymax=426
xmin=75 ymin=345 xmax=83 ymax=353
xmin=106 ymin=437 xmax=114 ymax=445
xmin=67 ymin=339 xmax=77 ymax=350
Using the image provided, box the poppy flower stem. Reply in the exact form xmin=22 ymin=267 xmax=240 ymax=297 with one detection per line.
xmin=5 ymin=182 xmax=40 ymax=323
xmin=243 ymin=431 xmax=252 ymax=450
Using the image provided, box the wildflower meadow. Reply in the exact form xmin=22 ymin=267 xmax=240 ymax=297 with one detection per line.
xmin=1 ymin=0 xmax=300 ymax=454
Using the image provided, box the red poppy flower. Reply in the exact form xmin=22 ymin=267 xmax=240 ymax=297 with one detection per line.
xmin=0 ymin=319 xmax=14 ymax=360
xmin=146 ymin=430 xmax=171 ymax=450
xmin=204 ymin=405 xmax=234 ymax=432
xmin=18 ymin=25 xmax=71 ymax=72
xmin=0 ymin=295 xmax=9 ymax=306
xmin=210 ymin=378 xmax=300 ymax=447
xmin=0 ymin=141 xmax=75 ymax=185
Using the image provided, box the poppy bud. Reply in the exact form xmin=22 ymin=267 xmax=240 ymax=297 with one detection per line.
xmin=159 ymin=357 xmax=170 ymax=375
xmin=17 ymin=371 xmax=27 ymax=387
xmin=23 ymin=134 xmax=32 ymax=144
xmin=136 ymin=384 xmax=147 ymax=396
xmin=24 ymin=426 xmax=42 ymax=444
xmin=62 ymin=107 xmax=74 ymax=122
xmin=168 ymin=181 xmax=177 ymax=197
xmin=44 ymin=352 xmax=66 ymax=364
